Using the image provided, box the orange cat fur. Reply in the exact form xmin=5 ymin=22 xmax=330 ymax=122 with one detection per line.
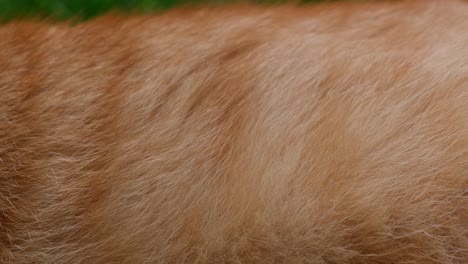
xmin=0 ymin=0 xmax=467 ymax=263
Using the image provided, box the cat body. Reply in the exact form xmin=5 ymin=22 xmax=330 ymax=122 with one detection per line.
xmin=0 ymin=0 xmax=467 ymax=263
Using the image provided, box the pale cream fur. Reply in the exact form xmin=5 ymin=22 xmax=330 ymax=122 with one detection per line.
xmin=0 ymin=0 xmax=467 ymax=263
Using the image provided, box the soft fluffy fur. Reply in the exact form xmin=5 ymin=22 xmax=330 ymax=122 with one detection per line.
xmin=0 ymin=0 xmax=467 ymax=263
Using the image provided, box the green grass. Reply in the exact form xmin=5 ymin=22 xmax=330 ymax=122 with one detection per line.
xmin=0 ymin=0 xmax=331 ymax=21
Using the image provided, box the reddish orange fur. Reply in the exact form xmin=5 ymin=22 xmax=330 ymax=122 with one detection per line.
xmin=0 ymin=0 xmax=467 ymax=263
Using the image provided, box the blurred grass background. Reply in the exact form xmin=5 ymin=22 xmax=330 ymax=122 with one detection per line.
xmin=0 ymin=0 xmax=332 ymax=21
